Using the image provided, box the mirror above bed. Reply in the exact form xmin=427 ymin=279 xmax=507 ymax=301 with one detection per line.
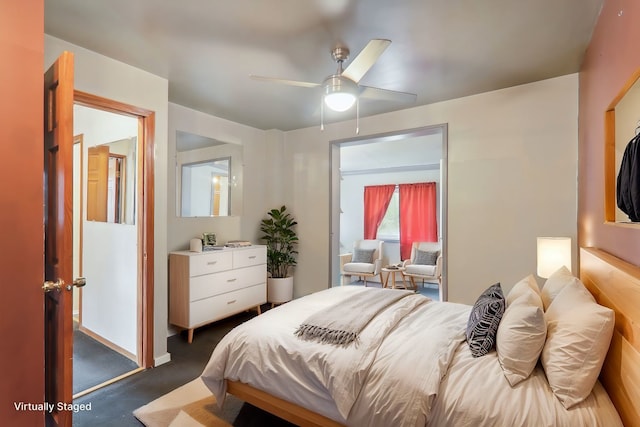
xmin=605 ymin=67 xmax=640 ymax=226
xmin=175 ymin=130 xmax=243 ymax=217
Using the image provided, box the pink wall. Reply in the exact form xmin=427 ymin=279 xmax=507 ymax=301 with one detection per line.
xmin=579 ymin=0 xmax=640 ymax=264
xmin=0 ymin=0 xmax=45 ymax=425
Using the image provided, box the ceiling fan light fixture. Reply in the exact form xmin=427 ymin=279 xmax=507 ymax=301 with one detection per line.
xmin=324 ymin=92 xmax=356 ymax=112
xmin=323 ymin=75 xmax=358 ymax=112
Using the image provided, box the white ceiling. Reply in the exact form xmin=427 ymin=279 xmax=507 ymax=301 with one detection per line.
xmin=45 ymin=0 xmax=603 ymax=132
xmin=341 ymin=133 xmax=443 ymax=172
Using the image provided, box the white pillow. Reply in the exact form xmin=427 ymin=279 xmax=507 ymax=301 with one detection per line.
xmin=541 ymin=279 xmax=614 ymax=408
xmin=540 ymin=266 xmax=578 ymax=310
xmin=497 ymin=288 xmax=546 ymax=386
xmin=506 ymin=274 xmax=541 ymax=307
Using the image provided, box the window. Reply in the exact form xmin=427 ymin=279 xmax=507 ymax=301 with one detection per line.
xmin=377 ymin=188 xmax=399 ymax=241
xmin=364 ymin=182 xmax=438 ymax=259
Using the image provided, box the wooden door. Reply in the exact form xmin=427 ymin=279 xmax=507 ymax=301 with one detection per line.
xmin=44 ymin=51 xmax=74 ymax=427
xmin=87 ymin=145 xmax=109 ymax=221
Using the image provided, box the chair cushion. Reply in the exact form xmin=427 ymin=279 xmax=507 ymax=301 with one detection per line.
xmin=466 ymin=283 xmax=505 ymax=357
xmin=343 ymin=262 xmax=375 ymax=274
xmin=351 ymin=248 xmax=375 ymax=263
xmin=414 ymin=249 xmax=439 ymax=265
xmin=405 ymin=264 xmax=437 ymax=277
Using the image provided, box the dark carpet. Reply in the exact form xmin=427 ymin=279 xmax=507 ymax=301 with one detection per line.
xmin=73 ymin=329 xmax=139 ymax=395
xmin=72 ymin=306 xmax=293 ymax=427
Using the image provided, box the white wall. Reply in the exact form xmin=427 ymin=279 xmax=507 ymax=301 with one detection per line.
xmin=284 ymin=74 xmax=579 ymax=305
xmin=45 ymin=35 xmax=171 ymax=365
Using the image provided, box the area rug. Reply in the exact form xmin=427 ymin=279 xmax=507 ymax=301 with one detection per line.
xmin=133 ymin=377 xmax=242 ymax=427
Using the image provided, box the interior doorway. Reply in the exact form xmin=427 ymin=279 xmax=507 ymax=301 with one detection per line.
xmin=71 ymin=92 xmax=155 ymax=398
xmin=329 ymin=124 xmax=448 ymax=299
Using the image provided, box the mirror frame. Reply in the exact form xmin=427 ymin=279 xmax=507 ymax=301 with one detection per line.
xmin=604 ymin=67 xmax=640 ymax=226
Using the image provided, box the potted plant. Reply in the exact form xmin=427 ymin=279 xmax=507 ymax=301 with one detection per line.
xmin=260 ymin=205 xmax=298 ymax=304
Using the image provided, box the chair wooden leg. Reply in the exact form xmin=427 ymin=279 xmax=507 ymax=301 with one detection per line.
xmin=409 ymin=276 xmax=417 ymax=291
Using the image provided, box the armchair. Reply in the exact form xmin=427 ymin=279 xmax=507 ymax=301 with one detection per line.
xmin=340 ymin=240 xmax=384 ymax=286
xmin=402 ymin=242 xmax=444 ymax=300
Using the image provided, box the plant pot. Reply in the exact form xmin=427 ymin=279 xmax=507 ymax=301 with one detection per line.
xmin=267 ymin=276 xmax=293 ymax=304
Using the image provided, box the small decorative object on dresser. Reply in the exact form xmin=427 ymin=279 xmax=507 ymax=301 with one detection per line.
xmin=202 ymin=232 xmax=217 ymax=250
xmin=169 ymin=245 xmax=267 ymax=343
xmin=226 ymin=240 xmax=252 ymax=248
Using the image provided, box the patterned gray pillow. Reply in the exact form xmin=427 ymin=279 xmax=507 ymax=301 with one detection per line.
xmin=414 ymin=249 xmax=439 ymax=265
xmin=466 ymin=283 xmax=505 ymax=357
xmin=352 ymin=248 xmax=375 ymax=263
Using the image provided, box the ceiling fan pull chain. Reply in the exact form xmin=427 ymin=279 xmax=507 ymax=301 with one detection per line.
xmin=320 ymin=97 xmax=325 ymax=131
xmin=355 ymin=98 xmax=360 ymax=135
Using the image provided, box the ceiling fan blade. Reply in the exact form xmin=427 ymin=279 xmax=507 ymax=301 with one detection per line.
xmin=342 ymin=39 xmax=391 ymax=84
xmin=250 ymin=75 xmax=320 ymax=88
xmin=359 ymin=85 xmax=417 ymax=103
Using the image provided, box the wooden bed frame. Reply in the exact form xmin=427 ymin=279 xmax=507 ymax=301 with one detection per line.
xmin=580 ymin=247 xmax=640 ymax=427
xmin=226 ymin=247 xmax=640 ymax=427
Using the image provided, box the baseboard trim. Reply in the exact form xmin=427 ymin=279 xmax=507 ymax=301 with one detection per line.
xmin=154 ymin=352 xmax=171 ymax=367
xmin=72 ymin=367 xmax=145 ymax=400
xmin=78 ymin=325 xmax=137 ymax=364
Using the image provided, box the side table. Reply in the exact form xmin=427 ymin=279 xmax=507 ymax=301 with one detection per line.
xmin=382 ymin=267 xmax=410 ymax=290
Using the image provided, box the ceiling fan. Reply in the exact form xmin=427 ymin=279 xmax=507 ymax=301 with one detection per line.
xmin=250 ymin=39 xmax=417 ymax=131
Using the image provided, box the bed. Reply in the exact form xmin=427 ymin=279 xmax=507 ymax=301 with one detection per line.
xmin=200 ymin=247 xmax=640 ymax=426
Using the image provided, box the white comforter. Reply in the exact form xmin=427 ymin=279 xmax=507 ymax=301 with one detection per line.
xmin=201 ymin=286 xmax=468 ymax=426
xmin=200 ymin=286 xmax=622 ymax=427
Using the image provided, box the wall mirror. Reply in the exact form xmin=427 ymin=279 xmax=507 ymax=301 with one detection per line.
xmin=175 ymin=130 xmax=243 ymax=217
xmin=605 ymin=68 xmax=640 ymax=225
xmin=87 ymin=137 xmax=137 ymax=224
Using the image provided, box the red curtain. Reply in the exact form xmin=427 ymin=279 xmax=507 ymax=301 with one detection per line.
xmin=399 ymin=182 xmax=438 ymax=260
xmin=363 ymin=185 xmax=395 ymax=239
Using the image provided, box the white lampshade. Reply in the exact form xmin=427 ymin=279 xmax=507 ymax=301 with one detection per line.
xmin=324 ymin=92 xmax=356 ymax=112
xmin=537 ymin=237 xmax=572 ymax=278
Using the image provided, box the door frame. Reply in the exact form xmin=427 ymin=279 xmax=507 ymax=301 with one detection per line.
xmin=74 ymin=90 xmax=156 ymax=368
xmin=329 ymin=124 xmax=449 ymax=299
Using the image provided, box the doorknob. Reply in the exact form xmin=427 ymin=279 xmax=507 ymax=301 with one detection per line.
xmin=43 ymin=279 xmax=64 ymax=292
xmin=43 ymin=277 xmax=87 ymax=292
xmin=73 ymin=277 xmax=86 ymax=288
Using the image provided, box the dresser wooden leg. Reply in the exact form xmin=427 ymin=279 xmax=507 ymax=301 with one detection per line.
xmin=256 ymin=305 xmax=262 ymax=315
xmin=187 ymin=328 xmax=194 ymax=344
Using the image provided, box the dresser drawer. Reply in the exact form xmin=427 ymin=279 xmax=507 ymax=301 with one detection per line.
xmin=233 ymin=246 xmax=267 ymax=268
xmin=189 ymin=283 xmax=266 ymax=327
xmin=189 ymin=251 xmax=233 ymax=277
xmin=190 ymin=264 xmax=266 ymax=301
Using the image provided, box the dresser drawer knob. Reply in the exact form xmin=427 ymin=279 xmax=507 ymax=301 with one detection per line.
xmin=248 ymin=255 xmax=256 ymax=259
xmin=227 ymin=278 xmax=237 ymax=282
xmin=227 ymin=299 xmax=237 ymax=305
xmin=207 ymin=261 xmax=217 ymax=265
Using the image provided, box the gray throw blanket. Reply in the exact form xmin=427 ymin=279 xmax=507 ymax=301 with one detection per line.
xmin=294 ymin=288 xmax=415 ymax=346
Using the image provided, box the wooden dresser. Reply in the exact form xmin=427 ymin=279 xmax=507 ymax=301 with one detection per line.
xmin=169 ymin=245 xmax=267 ymax=343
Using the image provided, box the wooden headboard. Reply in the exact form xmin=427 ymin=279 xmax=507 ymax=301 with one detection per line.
xmin=580 ymin=247 xmax=640 ymax=427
